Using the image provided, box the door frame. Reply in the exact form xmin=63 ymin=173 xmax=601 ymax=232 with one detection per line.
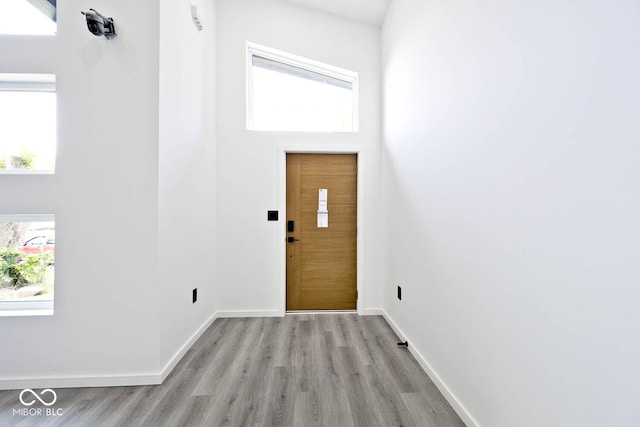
xmin=278 ymin=145 xmax=365 ymax=316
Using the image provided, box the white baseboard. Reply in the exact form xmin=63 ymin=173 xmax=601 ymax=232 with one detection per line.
xmin=0 ymin=373 xmax=161 ymax=391
xmin=362 ymin=308 xmax=384 ymax=315
xmin=381 ymin=310 xmax=480 ymax=427
xmin=217 ymin=310 xmax=282 ymax=318
xmin=0 ymin=312 xmax=220 ymax=391
xmin=287 ymin=310 xmax=356 ymax=315
xmin=159 ymin=311 xmax=219 ymax=382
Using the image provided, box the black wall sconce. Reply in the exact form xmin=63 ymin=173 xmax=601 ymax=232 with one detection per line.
xmin=81 ymin=9 xmax=117 ymax=39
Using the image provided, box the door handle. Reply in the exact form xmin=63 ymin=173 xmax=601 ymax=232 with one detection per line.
xmin=287 ymin=237 xmax=300 ymax=243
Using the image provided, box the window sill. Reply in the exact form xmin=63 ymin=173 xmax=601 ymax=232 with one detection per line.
xmin=0 ymin=170 xmax=54 ymax=175
xmin=0 ymin=301 xmax=53 ymax=317
xmin=246 ymin=129 xmax=359 ymax=134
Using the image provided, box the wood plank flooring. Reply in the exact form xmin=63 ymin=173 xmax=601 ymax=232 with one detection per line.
xmin=0 ymin=314 xmax=464 ymax=426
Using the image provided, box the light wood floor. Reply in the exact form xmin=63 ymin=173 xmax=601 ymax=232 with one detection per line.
xmin=0 ymin=314 xmax=464 ymax=426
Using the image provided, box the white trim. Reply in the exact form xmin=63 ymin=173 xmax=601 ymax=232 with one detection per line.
xmin=0 ymin=373 xmax=161 ymax=391
xmin=286 ymin=310 xmax=357 ymax=315
xmin=278 ymin=145 xmax=365 ymax=317
xmin=0 ymin=73 xmax=56 ymax=92
xmin=246 ymin=42 xmax=359 ymax=132
xmin=362 ymin=308 xmax=384 ymax=316
xmin=0 ymin=170 xmax=55 ymax=175
xmin=217 ymin=310 xmax=282 ymax=318
xmin=0 ymin=308 xmax=52 ymax=317
xmin=380 ymin=310 xmax=480 ymax=427
xmin=0 ymin=300 xmax=53 ymax=317
xmin=159 ymin=311 xmax=219 ymax=382
xmin=246 ymin=44 xmax=255 ymax=130
xmin=0 ymin=213 xmax=55 ymax=223
xmin=247 ymin=43 xmax=358 ymax=85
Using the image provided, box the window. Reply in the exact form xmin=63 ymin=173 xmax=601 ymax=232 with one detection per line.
xmin=0 ymin=215 xmax=55 ymax=316
xmin=0 ymin=74 xmax=56 ymax=172
xmin=247 ymin=43 xmax=358 ymax=132
xmin=0 ymin=0 xmax=56 ymax=35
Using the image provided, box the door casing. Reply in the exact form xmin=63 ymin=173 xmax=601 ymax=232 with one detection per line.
xmin=278 ymin=145 xmax=364 ymax=316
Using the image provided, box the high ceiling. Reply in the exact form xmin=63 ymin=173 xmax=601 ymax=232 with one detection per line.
xmin=279 ymin=0 xmax=391 ymax=25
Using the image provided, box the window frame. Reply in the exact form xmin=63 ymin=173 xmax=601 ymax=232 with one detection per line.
xmin=0 ymin=73 xmax=56 ymax=174
xmin=246 ymin=42 xmax=359 ymax=132
xmin=0 ymin=0 xmax=57 ymax=36
xmin=0 ymin=213 xmax=55 ymax=317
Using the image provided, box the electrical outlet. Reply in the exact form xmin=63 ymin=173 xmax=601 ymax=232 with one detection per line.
xmin=192 ymin=288 xmax=198 ymax=303
xmin=397 ymin=285 xmax=402 ymax=300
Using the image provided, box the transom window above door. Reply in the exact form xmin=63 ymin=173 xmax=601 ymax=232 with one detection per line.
xmin=246 ymin=43 xmax=359 ymax=133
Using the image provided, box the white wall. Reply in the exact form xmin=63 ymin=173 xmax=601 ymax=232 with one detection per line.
xmin=382 ymin=0 xmax=640 ymax=426
xmin=215 ymin=0 xmax=383 ymax=314
xmin=0 ymin=0 xmax=218 ymax=388
xmin=158 ymin=0 xmax=217 ymax=368
xmin=0 ymin=0 xmax=161 ymax=383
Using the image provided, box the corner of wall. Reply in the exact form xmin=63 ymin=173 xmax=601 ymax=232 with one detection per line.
xmin=380 ymin=310 xmax=480 ymax=427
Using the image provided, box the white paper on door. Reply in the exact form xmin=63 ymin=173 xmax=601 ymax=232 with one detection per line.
xmin=317 ymin=212 xmax=328 ymax=228
xmin=318 ymin=189 xmax=328 ymax=211
xmin=318 ymin=189 xmax=328 ymax=228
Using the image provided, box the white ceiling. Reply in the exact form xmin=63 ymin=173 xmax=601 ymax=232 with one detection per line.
xmin=279 ymin=0 xmax=391 ymax=25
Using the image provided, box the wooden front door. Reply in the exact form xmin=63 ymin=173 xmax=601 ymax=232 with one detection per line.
xmin=286 ymin=154 xmax=357 ymax=311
